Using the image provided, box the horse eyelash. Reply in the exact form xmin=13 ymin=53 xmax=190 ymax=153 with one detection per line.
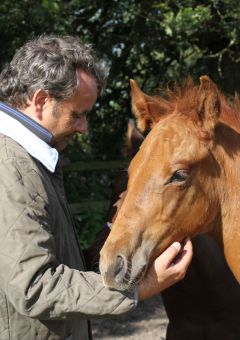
xmin=166 ymin=170 xmax=189 ymax=185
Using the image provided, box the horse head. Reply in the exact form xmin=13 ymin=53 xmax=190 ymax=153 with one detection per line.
xmin=100 ymin=76 xmax=240 ymax=290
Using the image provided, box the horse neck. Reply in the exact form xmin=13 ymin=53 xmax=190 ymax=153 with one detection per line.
xmin=213 ymin=122 xmax=240 ymax=281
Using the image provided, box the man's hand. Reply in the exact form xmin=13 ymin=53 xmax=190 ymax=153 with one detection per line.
xmin=138 ymin=238 xmax=193 ymax=301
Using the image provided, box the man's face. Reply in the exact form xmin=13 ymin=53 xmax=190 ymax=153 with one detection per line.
xmin=44 ymin=69 xmax=98 ymax=150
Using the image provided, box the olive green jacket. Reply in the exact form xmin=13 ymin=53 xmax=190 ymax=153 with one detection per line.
xmin=0 ymin=132 xmax=135 ymax=340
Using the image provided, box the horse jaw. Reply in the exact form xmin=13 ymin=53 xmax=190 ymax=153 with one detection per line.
xmin=99 ymin=221 xmax=189 ymax=291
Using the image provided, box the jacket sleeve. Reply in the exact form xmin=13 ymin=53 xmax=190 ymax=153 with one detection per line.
xmin=0 ymin=157 xmax=136 ymax=320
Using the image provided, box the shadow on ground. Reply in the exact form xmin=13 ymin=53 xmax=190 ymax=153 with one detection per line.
xmin=91 ymin=294 xmax=168 ymax=340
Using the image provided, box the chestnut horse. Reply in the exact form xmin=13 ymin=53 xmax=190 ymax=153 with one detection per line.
xmin=122 ymin=121 xmax=240 ymax=340
xmin=99 ymin=76 xmax=240 ymax=293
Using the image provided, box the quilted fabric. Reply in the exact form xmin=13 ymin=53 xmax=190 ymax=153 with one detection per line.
xmin=0 ymin=134 xmax=135 ymax=340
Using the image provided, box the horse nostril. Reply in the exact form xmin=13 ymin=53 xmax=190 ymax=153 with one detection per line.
xmin=114 ymin=254 xmax=127 ymax=283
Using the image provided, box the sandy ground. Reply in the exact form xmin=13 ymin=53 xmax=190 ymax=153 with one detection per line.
xmin=91 ymin=295 xmax=168 ymax=340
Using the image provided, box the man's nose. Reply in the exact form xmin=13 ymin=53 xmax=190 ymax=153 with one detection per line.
xmin=75 ymin=115 xmax=88 ymax=134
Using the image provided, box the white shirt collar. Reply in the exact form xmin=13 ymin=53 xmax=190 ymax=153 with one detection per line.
xmin=0 ymin=109 xmax=59 ymax=173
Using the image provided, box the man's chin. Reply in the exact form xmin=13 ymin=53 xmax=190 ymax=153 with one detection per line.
xmin=52 ymin=140 xmax=68 ymax=151
xmin=52 ymin=136 xmax=73 ymax=151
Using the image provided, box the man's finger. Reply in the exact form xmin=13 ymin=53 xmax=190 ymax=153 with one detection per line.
xmin=157 ymin=242 xmax=182 ymax=268
xmin=172 ymin=239 xmax=193 ymax=270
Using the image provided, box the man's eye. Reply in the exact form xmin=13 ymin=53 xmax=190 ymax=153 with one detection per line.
xmin=168 ymin=170 xmax=189 ymax=184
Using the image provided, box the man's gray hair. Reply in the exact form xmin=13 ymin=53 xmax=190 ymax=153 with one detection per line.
xmin=0 ymin=35 xmax=107 ymax=108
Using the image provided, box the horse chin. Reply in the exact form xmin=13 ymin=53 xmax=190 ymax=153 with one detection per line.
xmin=101 ymin=262 xmax=148 ymax=292
xmin=100 ymin=242 xmax=152 ymax=291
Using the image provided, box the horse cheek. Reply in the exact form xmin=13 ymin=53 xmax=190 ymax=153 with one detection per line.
xmin=180 ymin=186 xmax=218 ymax=237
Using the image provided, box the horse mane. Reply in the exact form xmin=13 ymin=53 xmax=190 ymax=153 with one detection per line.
xmin=153 ymin=78 xmax=240 ymax=132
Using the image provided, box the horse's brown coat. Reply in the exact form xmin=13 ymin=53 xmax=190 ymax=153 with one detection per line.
xmin=100 ymin=76 xmax=240 ymax=291
xmin=98 ymin=120 xmax=240 ymax=340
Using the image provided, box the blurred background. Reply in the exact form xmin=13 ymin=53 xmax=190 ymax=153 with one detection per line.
xmin=1 ymin=0 xmax=240 ymax=247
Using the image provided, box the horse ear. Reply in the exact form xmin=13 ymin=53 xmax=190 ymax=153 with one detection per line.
xmin=197 ymin=76 xmax=221 ymax=137
xmin=130 ymin=79 xmax=162 ymax=132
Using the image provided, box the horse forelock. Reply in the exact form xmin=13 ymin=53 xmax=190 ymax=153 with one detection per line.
xmin=153 ymin=78 xmax=240 ymax=133
xmin=153 ymin=78 xmax=199 ymax=119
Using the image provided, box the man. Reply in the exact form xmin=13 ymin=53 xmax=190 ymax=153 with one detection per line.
xmin=0 ymin=35 xmax=192 ymax=340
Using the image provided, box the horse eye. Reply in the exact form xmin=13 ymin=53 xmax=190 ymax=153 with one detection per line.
xmin=169 ymin=170 xmax=189 ymax=183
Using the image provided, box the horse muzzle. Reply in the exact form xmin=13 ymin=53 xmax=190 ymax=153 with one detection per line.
xmin=99 ymin=244 xmax=150 ymax=291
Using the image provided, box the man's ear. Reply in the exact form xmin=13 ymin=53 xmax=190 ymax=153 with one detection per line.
xmin=130 ymin=79 xmax=166 ymax=133
xmin=197 ymin=76 xmax=221 ymax=137
xmin=29 ymin=90 xmax=49 ymax=120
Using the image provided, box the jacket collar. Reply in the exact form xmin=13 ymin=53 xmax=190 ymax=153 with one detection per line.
xmin=0 ymin=102 xmax=59 ymax=173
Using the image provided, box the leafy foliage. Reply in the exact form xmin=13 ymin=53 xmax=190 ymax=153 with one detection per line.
xmin=68 ymin=0 xmax=240 ymax=157
xmin=2 ymin=0 xmax=240 ymax=158
xmin=64 ymin=169 xmax=114 ymax=248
